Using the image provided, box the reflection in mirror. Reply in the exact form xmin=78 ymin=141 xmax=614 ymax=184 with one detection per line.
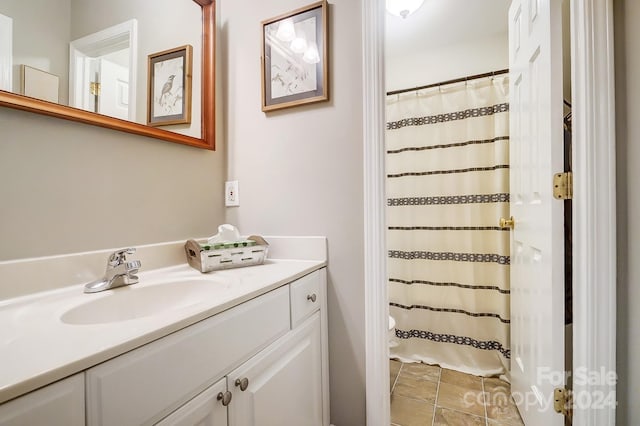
xmin=69 ymin=19 xmax=137 ymax=121
xmin=0 ymin=13 xmax=10 ymax=92
xmin=0 ymin=0 xmax=214 ymax=148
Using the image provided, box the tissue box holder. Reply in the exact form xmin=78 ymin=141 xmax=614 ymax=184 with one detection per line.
xmin=184 ymin=236 xmax=269 ymax=273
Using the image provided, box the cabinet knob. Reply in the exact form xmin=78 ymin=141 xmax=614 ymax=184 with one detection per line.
xmin=307 ymin=293 xmax=317 ymax=303
xmin=235 ymin=377 xmax=250 ymax=391
xmin=217 ymin=391 xmax=232 ymax=406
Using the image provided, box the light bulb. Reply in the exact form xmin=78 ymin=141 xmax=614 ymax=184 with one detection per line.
xmin=290 ymin=37 xmax=308 ymax=54
xmin=275 ymin=18 xmax=296 ymax=42
xmin=385 ymin=0 xmax=425 ymax=18
xmin=302 ymin=42 xmax=320 ymax=64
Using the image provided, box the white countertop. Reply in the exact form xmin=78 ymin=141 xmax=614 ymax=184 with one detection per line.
xmin=0 ymin=259 xmax=325 ymax=404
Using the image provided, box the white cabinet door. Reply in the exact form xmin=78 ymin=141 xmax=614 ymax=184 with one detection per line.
xmin=0 ymin=374 xmax=84 ymax=426
xmin=228 ymin=313 xmax=323 ymax=426
xmin=156 ymin=378 xmax=228 ymax=426
xmin=86 ymin=286 xmax=289 ymax=426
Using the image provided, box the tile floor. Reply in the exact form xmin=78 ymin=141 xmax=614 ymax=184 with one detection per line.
xmin=390 ymin=360 xmax=525 ymax=426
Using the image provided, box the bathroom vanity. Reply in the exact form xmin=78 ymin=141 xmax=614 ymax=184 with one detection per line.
xmin=0 ymin=238 xmax=329 ymax=426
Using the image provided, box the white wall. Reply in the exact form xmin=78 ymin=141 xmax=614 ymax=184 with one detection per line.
xmin=614 ymin=0 xmax=640 ymax=423
xmin=0 ymin=0 xmax=71 ymax=104
xmin=385 ymin=32 xmax=508 ymax=92
xmin=220 ymin=0 xmax=366 ymax=424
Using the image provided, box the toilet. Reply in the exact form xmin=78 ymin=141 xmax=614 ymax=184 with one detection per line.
xmin=389 ymin=315 xmax=398 ymax=348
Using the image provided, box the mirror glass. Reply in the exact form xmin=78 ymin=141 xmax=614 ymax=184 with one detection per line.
xmin=0 ymin=0 xmax=203 ymax=139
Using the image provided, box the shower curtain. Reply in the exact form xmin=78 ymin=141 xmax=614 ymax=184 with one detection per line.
xmin=386 ymin=76 xmax=510 ymax=376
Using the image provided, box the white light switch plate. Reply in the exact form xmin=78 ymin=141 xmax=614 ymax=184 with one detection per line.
xmin=225 ymin=180 xmax=239 ymax=206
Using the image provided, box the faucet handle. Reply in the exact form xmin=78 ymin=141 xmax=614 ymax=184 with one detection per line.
xmin=108 ymin=248 xmax=137 ymax=266
xmin=126 ymin=259 xmax=142 ymax=273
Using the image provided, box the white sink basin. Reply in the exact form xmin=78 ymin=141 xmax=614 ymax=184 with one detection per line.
xmin=60 ymin=280 xmax=216 ymax=325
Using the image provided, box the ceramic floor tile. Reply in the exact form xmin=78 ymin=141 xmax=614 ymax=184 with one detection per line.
xmin=390 ymin=394 xmax=435 ymax=426
xmin=390 ymin=359 xmax=402 ymax=391
xmin=436 ymin=381 xmax=486 ymax=418
xmin=399 ymin=362 xmax=441 ymax=383
xmin=487 ymin=418 xmax=526 ymax=426
xmin=483 ymin=377 xmax=511 ymax=394
xmin=433 ymin=406 xmax=486 ymax=426
xmin=485 ymin=404 xmax=524 ymax=425
xmin=440 ymin=368 xmax=483 ymax=391
xmin=482 ymin=377 xmax=523 ymax=424
xmin=394 ymin=374 xmax=438 ymax=403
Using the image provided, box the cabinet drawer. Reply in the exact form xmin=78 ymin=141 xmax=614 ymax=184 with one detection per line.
xmin=290 ymin=271 xmax=322 ymax=328
xmin=156 ymin=377 xmax=227 ymax=426
xmin=86 ymin=286 xmax=290 ymax=426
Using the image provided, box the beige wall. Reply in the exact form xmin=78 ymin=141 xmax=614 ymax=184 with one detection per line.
xmin=220 ymin=0 xmax=365 ymax=424
xmin=0 ymin=108 xmax=225 ymax=262
xmin=0 ymin=0 xmax=71 ymax=103
xmin=614 ymin=0 xmax=640 ymax=423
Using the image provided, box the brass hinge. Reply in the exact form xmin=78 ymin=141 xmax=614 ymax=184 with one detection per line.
xmin=553 ymin=171 xmax=573 ymax=200
xmin=553 ymin=387 xmax=572 ymax=417
xmin=89 ymin=82 xmax=101 ymax=96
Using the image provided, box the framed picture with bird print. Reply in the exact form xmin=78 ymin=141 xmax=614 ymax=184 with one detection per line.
xmin=147 ymin=45 xmax=192 ymax=126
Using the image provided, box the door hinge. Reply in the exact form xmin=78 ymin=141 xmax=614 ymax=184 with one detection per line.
xmin=553 ymin=387 xmax=572 ymax=417
xmin=553 ymin=171 xmax=573 ymax=200
xmin=89 ymin=82 xmax=101 ymax=96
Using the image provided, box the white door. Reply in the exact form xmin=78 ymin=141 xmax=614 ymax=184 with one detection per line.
xmin=98 ymin=57 xmax=130 ymax=121
xmin=156 ymin=378 xmax=228 ymax=426
xmin=228 ymin=313 xmax=323 ymax=426
xmin=508 ymin=0 xmax=565 ymax=424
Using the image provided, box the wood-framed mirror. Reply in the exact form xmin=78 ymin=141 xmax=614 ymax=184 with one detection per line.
xmin=0 ymin=0 xmax=215 ymax=150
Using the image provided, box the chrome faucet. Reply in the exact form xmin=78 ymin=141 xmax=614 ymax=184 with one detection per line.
xmin=84 ymin=248 xmax=142 ymax=293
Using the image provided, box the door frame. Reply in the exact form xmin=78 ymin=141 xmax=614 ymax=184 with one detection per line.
xmin=69 ymin=19 xmax=138 ymax=121
xmin=362 ymin=0 xmax=617 ymax=424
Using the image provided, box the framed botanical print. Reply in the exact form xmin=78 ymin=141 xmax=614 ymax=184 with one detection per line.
xmin=261 ymin=1 xmax=328 ymax=112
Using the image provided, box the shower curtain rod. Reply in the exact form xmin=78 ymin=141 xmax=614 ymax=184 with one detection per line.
xmin=386 ymin=68 xmax=509 ymax=96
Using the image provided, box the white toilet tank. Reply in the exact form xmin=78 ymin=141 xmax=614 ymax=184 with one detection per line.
xmin=389 ymin=316 xmax=398 ymax=348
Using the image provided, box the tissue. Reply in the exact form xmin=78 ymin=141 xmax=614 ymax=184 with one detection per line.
xmin=208 ymin=224 xmax=241 ymax=244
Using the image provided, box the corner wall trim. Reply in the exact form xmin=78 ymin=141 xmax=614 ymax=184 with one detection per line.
xmin=570 ymin=0 xmax=617 ymax=424
xmin=363 ymin=0 xmax=389 ymax=424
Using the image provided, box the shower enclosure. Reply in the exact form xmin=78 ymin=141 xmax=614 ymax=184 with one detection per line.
xmin=386 ymin=72 xmax=510 ymax=376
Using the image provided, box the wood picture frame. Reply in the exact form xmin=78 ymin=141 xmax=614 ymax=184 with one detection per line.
xmin=147 ymin=44 xmax=193 ymax=126
xmin=261 ymin=0 xmax=328 ymax=112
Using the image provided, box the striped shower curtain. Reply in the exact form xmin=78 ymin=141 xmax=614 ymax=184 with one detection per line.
xmin=386 ymin=76 xmax=510 ymax=376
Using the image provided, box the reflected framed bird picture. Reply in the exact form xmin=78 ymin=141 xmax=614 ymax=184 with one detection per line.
xmin=147 ymin=45 xmax=192 ymax=126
